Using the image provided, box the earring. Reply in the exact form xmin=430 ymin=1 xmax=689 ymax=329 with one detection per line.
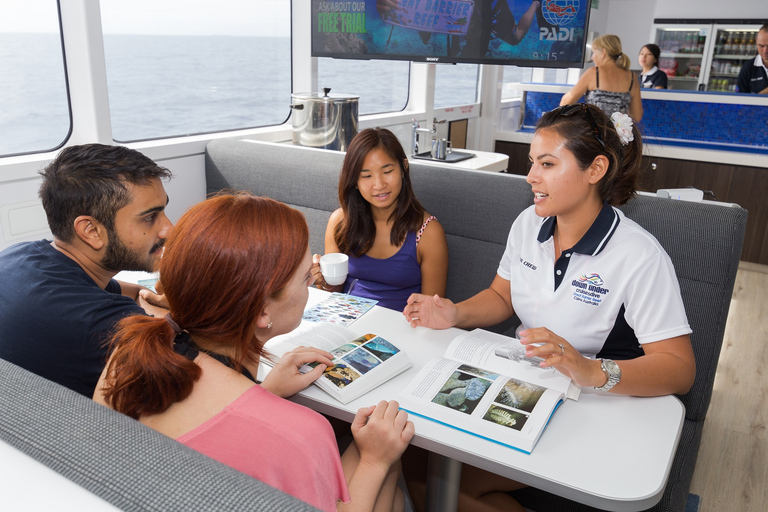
xmin=267 ymin=322 xmax=273 ymax=329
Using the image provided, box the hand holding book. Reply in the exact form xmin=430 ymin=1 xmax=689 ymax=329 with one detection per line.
xmin=261 ymin=346 xmax=334 ymax=398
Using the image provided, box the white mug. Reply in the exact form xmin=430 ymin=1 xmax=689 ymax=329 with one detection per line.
xmin=319 ymin=253 xmax=349 ymax=286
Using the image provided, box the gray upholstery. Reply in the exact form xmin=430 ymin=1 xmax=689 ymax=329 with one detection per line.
xmin=0 ymin=358 xmax=320 ymax=511
xmin=205 ymin=138 xmax=746 ymax=512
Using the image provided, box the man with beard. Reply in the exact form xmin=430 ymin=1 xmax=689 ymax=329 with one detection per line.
xmin=0 ymin=144 xmax=173 ymax=397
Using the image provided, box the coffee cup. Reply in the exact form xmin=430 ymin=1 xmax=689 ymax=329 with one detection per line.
xmin=319 ymin=253 xmax=349 ymax=286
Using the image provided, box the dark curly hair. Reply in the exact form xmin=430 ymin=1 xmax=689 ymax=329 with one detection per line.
xmin=536 ymin=104 xmax=643 ymax=206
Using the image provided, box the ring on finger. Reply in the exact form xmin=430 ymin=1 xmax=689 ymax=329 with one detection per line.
xmin=558 ymin=343 xmax=565 ymax=356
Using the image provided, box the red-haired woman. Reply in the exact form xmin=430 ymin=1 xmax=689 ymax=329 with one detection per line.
xmin=312 ymin=127 xmax=449 ymax=311
xmin=94 ymin=193 xmax=414 ymax=512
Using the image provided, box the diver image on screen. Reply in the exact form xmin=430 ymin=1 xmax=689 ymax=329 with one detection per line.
xmin=312 ymin=0 xmax=589 ymax=67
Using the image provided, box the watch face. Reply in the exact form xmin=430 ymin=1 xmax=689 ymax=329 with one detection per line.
xmin=597 ymin=359 xmax=621 ymax=391
xmin=603 ymin=359 xmax=620 ymax=376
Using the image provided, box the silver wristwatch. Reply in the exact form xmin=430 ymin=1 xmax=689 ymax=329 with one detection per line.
xmin=594 ymin=358 xmax=621 ymax=391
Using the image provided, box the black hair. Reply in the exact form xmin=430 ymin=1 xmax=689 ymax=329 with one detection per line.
xmin=39 ymin=144 xmax=172 ymax=242
xmin=642 ymin=44 xmax=661 ymax=66
xmin=335 ymin=128 xmax=425 ymax=257
xmin=536 ymin=105 xmax=643 ymax=206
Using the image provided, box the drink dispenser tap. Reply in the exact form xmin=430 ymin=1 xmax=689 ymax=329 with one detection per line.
xmin=411 ymin=118 xmax=445 ymax=156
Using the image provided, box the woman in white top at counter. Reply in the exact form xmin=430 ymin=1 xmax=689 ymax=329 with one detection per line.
xmin=403 ymin=104 xmax=694 ymax=511
xmin=639 ymin=43 xmax=669 ymax=89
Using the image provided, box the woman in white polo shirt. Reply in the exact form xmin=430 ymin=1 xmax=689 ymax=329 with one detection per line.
xmin=403 ymin=103 xmax=696 ymax=512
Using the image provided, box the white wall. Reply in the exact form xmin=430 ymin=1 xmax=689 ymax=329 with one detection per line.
xmin=604 ymin=1 xmax=657 ymax=69
xmin=653 ymin=0 xmax=768 ymax=19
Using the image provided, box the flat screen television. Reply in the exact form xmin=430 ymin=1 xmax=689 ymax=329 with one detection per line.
xmin=312 ymin=1 xmax=591 ymax=68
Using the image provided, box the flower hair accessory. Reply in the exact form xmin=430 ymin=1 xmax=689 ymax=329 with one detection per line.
xmin=610 ymin=112 xmax=634 ymax=146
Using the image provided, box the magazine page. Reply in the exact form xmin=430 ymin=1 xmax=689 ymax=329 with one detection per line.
xmin=309 ymin=333 xmax=412 ymax=404
xmin=265 ymin=321 xmax=360 ymax=358
xmin=444 ymin=329 xmax=580 ymax=400
xmin=302 ymin=293 xmax=378 ymax=326
xmin=398 ymin=357 xmax=564 ymax=454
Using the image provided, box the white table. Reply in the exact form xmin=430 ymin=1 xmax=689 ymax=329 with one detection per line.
xmin=276 ymin=289 xmax=685 ymax=512
xmin=410 ymin=149 xmax=509 ymax=172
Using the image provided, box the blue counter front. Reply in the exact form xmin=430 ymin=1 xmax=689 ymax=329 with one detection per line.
xmin=499 ymin=83 xmax=768 ymax=167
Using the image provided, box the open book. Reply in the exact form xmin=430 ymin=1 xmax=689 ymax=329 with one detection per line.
xmin=266 ymin=322 xmax=412 ymax=404
xmin=398 ymin=329 xmax=580 ymax=454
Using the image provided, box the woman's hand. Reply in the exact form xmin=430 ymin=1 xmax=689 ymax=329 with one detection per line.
xmin=519 ymin=327 xmax=606 ymax=388
xmin=260 ymin=346 xmax=334 ymax=398
xmin=351 ymin=400 xmax=414 ymax=472
xmin=403 ymin=293 xmax=457 ymax=329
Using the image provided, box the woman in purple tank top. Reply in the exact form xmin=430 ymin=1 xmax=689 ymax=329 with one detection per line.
xmin=311 ymin=128 xmax=449 ymax=311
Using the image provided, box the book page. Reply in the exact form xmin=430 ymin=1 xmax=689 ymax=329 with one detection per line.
xmin=399 ymin=357 xmax=564 ymax=453
xmin=265 ymin=321 xmax=359 ymax=358
xmin=445 ymin=329 xmax=579 ymax=399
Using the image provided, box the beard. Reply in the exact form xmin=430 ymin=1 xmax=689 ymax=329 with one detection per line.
xmin=102 ymin=229 xmax=164 ymax=273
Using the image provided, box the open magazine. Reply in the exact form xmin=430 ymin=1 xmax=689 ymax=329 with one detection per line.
xmin=398 ymin=329 xmax=580 ymax=454
xmin=265 ymin=321 xmax=412 ymax=405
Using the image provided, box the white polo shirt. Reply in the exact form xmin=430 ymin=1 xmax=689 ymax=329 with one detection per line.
xmin=497 ymin=203 xmax=691 ymax=360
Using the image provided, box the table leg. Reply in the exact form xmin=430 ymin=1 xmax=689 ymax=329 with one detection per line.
xmin=424 ymin=452 xmax=462 ymax=512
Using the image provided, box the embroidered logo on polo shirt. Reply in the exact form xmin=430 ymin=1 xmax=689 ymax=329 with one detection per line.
xmin=570 ymin=273 xmax=610 ymax=306
xmin=519 ymin=257 xmax=537 ymax=271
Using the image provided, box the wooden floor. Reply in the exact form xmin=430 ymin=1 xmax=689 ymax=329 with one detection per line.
xmin=688 ymin=262 xmax=768 ymax=512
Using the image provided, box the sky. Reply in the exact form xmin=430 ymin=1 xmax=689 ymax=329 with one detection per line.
xmin=0 ymin=0 xmax=290 ymax=37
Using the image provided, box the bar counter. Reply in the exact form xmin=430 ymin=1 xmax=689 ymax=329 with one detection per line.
xmin=495 ymin=83 xmax=768 ymax=265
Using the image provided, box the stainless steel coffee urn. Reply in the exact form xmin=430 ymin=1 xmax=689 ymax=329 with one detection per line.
xmin=290 ymin=88 xmax=359 ymax=151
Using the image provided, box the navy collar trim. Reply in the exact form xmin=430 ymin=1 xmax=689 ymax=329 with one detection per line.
xmin=536 ymin=202 xmax=620 ymax=256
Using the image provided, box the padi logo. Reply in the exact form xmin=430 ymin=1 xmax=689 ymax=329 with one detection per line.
xmin=539 ymin=0 xmax=579 ymax=41
xmin=571 ymin=273 xmax=609 ymax=306
xmin=540 ymin=27 xmax=576 ymax=41
xmin=542 ymin=0 xmax=579 ymax=26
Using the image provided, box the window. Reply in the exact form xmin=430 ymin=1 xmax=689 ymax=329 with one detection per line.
xmin=100 ymin=1 xmax=291 ymax=142
xmin=317 ymin=58 xmax=410 ymax=115
xmin=501 ymin=66 xmax=572 ymax=100
xmin=0 ymin=0 xmax=69 ymax=156
xmin=501 ymin=66 xmax=533 ymax=99
xmin=434 ymin=64 xmax=479 ymax=108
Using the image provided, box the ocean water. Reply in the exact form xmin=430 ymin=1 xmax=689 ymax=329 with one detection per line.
xmin=1 ymin=32 xmax=486 ymax=157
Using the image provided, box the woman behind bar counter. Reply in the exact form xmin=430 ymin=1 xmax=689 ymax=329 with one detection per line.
xmin=639 ymin=43 xmax=668 ymax=89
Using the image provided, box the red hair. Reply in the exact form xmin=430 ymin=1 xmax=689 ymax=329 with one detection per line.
xmin=103 ymin=193 xmax=309 ymax=418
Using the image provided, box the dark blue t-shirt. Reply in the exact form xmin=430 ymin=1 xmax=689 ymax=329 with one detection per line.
xmin=0 ymin=240 xmax=144 ymax=396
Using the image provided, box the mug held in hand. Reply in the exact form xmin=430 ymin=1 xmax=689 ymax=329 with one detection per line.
xmin=320 ymin=253 xmax=349 ymax=286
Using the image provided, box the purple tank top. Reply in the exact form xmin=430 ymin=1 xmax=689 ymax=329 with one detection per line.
xmin=345 ymin=231 xmax=421 ymax=311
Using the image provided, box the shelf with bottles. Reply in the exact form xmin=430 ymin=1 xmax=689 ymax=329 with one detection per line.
xmin=706 ymin=76 xmax=738 ymax=92
xmin=713 ymin=29 xmax=758 ymax=58
xmin=659 ymin=52 xmax=704 ymax=59
xmin=713 ymin=54 xmax=754 ymax=60
xmin=657 ymin=29 xmax=707 ymax=55
xmin=668 ymin=77 xmax=700 ymax=81
xmin=710 ymin=59 xmax=744 ymax=77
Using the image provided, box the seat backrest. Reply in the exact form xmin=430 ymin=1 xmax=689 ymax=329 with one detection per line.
xmin=619 ymin=195 xmax=746 ymax=421
xmin=206 ymin=139 xmax=343 ymax=256
xmin=206 ymin=139 xmax=747 ymax=422
xmin=0 ymin=358 xmax=319 ymax=512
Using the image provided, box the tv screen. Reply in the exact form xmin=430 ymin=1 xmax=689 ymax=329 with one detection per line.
xmin=312 ymin=1 xmax=591 ymax=68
